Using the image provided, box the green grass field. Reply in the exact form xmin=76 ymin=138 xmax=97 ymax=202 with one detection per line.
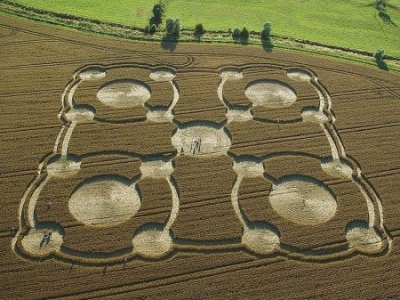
xmin=12 ymin=0 xmax=400 ymax=57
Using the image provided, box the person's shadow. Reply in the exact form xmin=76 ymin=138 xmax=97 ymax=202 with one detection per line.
xmin=40 ymin=235 xmax=51 ymax=247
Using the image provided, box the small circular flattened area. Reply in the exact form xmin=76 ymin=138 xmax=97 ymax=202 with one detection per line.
xmin=220 ymin=68 xmax=243 ymax=80
xmin=79 ymin=67 xmax=106 ymax=81
xmin=346 ymin=221 xmax=383 ymax=253
xmin=242 ymin=222 xmax=280 ymax=255
xmin=226 ymin=108 xmax=253 ymax=123
xmin=269 ymin=176 xmax=337 ymax=225
xmin=287 ymin=69 xmax=312 ymax=82
xmin=233 ymin=160 xmax=264 ymax=178
xmin=149 ymin=68 xmax=176 ymax=82
xmin=69 ymin=176 xmax=140 ymax=227
xmin=146 ymin=107 xmax=173 ymax=123
xmin=97 ymin=79 xmax=151 ymax=108
xmin=321 ymin=159 xmax=353 ymax=179
xmin=301 ymin=107 xmax=328 ymax=124
xmin=245 ymin=80 xmax=297 ymax=108
xmin=132 ymin=224 xmax=173 ymax=259
xmin=140 ymin=160 xmax=174 ymax=179
xmin=46 ymin=155 xmax=81 ymax=178
xmin=64 ymin=105 xmax=95 ymax=123
xmin=21 ymin=225 xmax=64 ymax=256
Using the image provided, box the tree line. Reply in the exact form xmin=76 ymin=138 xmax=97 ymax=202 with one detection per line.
xmin=144 ymin=1 xmax=273 ymax=49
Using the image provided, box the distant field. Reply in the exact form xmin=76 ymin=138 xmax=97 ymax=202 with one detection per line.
xmin=12 ymin=0 xmax=400 ymax=57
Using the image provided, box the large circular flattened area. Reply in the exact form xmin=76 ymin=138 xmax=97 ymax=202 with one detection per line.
xmin=97 ymin=79 xmax=151 ymax=108
xmin=245 ymin=80 xmax=297 ymax=108
xmin=69 ymin=176 xmax=141 ymax=227
xmin=269 ymin=176 xmax=337 ymax=225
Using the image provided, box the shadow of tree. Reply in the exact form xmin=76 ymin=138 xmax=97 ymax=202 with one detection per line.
xmin=262 ymin=39 xmax=274 ymax=52
xmin=378 ymin=11 xmax=397 ymax=26
xmin=161 ymin=36 xmax=177 ymax=51
xmin=375 ymin=58 xmax=389 ymax=70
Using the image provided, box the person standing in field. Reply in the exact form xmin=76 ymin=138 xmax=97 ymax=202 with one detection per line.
xmin=41 ymin=229 xmax=52 ymax=246
xmin=46 ymin=200 xmax=52 ymax=211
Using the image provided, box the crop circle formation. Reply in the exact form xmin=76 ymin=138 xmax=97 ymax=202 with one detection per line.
xmin=13 ymin=62 xmax=391 ymax=266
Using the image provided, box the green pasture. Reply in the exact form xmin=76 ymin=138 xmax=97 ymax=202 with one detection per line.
xmin=12 ymin=0 xmax=400 ymax=57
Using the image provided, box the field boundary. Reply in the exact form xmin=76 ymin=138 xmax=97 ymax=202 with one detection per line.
xmin=1 ymin=0 xmax=400 ymax=67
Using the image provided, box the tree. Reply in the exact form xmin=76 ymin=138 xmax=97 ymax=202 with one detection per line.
xmin=375 ymin=0 xmax=387 ymax=12
xmin=260 ymin=22 xmax=273 ymax=51
xmin=151 ymin=1 xmax=166 ymax=26
xmin=162 ymin=19 xmax=180 ymax=51
xmin=165 ymin=19 xmax=181 ymax=39
xmin=240 ymin=27 xmax=249 ymax=43
xmin=194 ymin=23 xmax=206 ymax=41
xmin=232 ymin=28 xmax=241 ymax=42
xmin=149 ymin=24 xmax=157 ymax=35
xmin=144 ymin=24 xmax=157 ymax=36
xmin=144 ymin=24 xmax=150 ymax=35
xmin=373 ymin=48 xmax=385 ymax=61
xmin=260 ymin=22 xmax=272 ymax=41
xmin=145 ymin=1 xmax=166 ymax=36
xmin=373 ymin=48 xmax=388 ymax=70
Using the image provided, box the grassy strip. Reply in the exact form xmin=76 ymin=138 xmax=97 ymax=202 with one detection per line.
xmin=10 ymin=0 xmax=400 ymax=58
xmin=1 ymin=0 xmax=399 ymax=73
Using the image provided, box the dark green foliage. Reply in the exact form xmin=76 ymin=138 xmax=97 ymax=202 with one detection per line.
xmin=240 ymin=27 xmax=249 ymax=43
xmin=261 ymin=22 xmax=272 ymax=41
xmin=165 ymin=18 xmax=181 ymax=38
xmin=144 ymin=24 xmax=150 ymax=35
xmin=149 ymin=23 xmax=157 ymax=35
xmin=375 ymin=0 xmax=387 ymax=12
xmin=261 ymin=22 xmax=273 ymax=52
xmin=374 ymin=48 xmax=385 ymax=61
xmin=151 ymin=1 xmax=166 ymax=26
xmin=232 ymin=27 xmax=249 ymax=43
xmin=144 ymin=22 xmax=158 ymax=36
xmin=161 ymin=19 xmax=180 ymax=51
xmin=194 ymin=23 xmax=206 ymax=41
xmin=232 ymin=28 xmax=241 ymax=42
xmin=145 ymin=1 xmax=166 ymax=36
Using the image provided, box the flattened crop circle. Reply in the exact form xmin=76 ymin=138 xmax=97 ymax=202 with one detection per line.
xmin=245 ymin=80 xmax=297 ymax=108
xmin=97 ymin=79 xmax=151 ymax=108
xmin=269 ymin=176 xmax=337 ymax=225
xmin=68 ymin=176 xmax=141 ymax=227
